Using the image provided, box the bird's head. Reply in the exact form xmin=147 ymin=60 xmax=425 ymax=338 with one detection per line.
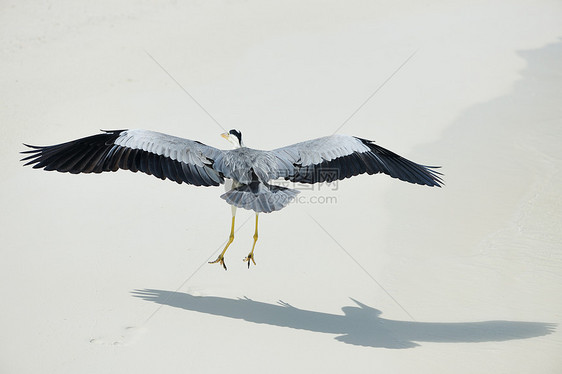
xmin=221 ymin=129 xmax=244 ymax=148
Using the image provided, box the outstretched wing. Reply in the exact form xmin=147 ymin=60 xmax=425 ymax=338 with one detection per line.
xmin=270 ymin=134 xmax=443 ymax=187
xmin=21 ymin=129 xmax=225 ymax=186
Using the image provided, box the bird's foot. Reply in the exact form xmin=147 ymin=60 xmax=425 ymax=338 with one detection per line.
xmin=243 ymin=253 xmax=256 ymax=268
xmin=209 ymin=255 xmax=228 ymax=270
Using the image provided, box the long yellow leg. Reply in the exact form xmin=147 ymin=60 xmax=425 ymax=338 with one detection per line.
xmin=244 ymin=213 xmax=259 ymax=268
xmin=209 ymin=206 xmax=237 ymax=270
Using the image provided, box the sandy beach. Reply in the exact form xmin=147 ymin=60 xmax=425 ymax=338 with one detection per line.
xmin=1 ymin=1 xmax=561 ymax=373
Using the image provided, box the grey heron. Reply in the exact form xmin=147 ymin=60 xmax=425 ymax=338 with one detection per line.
xmin=21 ymin=129 xmax=443 ymax=269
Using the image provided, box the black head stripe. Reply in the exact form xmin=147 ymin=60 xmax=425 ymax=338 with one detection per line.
xmin=229 ymin=129 xmax=242 ymax=143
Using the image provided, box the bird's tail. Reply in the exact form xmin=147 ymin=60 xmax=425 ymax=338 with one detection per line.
xmin=220 ymin=182 xmax=300 ymax=213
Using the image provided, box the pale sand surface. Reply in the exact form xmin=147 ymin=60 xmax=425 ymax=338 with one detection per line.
xmin=1 ymin=1 xmax=561 ymax=373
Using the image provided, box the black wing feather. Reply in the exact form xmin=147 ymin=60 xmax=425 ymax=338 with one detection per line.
xmin=286 ymin=137 xmax=443 ymax=187
xmin=21 ymin=130 xmax=223 ymax=187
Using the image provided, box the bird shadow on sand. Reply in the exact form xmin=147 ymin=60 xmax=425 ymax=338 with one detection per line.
xmin=132 ymin=289 xmax=555 ymax=349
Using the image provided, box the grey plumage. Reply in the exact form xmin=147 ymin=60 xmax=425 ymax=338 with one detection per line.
xmin=222 ymin=182 xmax=300 ymax=213
xmin=21 ymin=129 xmax=443 ymax=213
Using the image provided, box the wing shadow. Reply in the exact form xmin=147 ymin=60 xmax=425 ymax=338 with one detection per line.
xmin=132 ymin=289 xmax=555 ymax=349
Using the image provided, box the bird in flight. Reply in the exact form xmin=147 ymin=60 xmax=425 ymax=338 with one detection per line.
xmin=21 ymin=129 xmax=442 ymax=269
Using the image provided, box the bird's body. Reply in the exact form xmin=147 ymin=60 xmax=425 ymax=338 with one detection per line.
xmin=22 ymin=128 xmax=442 ymax=269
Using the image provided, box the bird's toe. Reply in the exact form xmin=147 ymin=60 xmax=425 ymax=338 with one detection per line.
xmin=209 ymin=256 xmax=228 ymax=270
xmin=243 ymin=253 xmax=256 ymax=268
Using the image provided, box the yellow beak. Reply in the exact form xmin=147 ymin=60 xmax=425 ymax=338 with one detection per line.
xmin=221 ymin=133 xmax=229 ymax=140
